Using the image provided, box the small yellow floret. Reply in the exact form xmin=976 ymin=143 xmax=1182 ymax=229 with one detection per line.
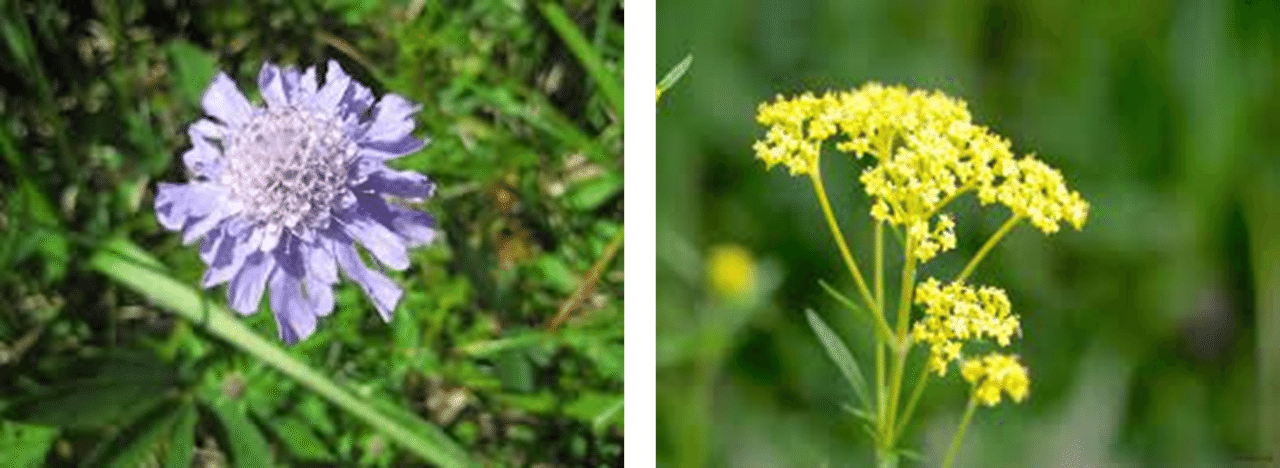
xmin=960 ymin=353 xmax=1029 ymax=406
xmin=910 ymin=278 xmax=1020 ymax=376
xmin=751 ymin=83 xmax=1090 ymax=261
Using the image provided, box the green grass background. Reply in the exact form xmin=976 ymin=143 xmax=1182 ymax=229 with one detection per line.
xmin=658 ymin=0 xmax=1279 ymax=467
xmin=0 ymin=0 xmax=623 ymax=466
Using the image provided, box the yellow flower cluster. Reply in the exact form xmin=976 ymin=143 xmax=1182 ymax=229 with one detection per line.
xmin=752 ymin=83 xmax=1091 ymax=261
xmin=960 ymin=353 xmax=1029 ymax=406
xmin=910 ymin=278 xmax=1020 ymax=377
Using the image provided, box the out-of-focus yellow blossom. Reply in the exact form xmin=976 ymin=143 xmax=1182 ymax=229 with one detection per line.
xmin=753 ymin=83 xmax=1090 ymax=262
xmin=911 ymin=278 xmax=1020 ymax=376
xmin=960 ymin=353 xmax=1029 ymax=406
xmin=706 ymin=244 xmax=756 ymax=301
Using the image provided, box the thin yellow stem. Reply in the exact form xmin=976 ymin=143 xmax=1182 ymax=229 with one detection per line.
xmin=943 ymin=395 xmax=980 ymax=468
xmin=875 ymin=221 xmax=887 ymax=428
xmin=809 ymin=168 xmax=877 ymax=313
xmin=956 ymin=215 xmax=1021 ymax=284
xmin=893 ymin=359 xmax=930 ymax=440
xmin=883 ymin=237 xmax=918 ymax=443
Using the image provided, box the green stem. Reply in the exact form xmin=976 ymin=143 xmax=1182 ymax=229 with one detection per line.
xmin=883 ymin=237 xmax=918 ymax=443
xmin=90 ymin=239 xmax=475 ymax=468
xmin=809 ymin=168 xmax=878 ymax=315
xmin=943 ymin=395 xmax=980 ymax=468
xmin=955 ymin=215 xmax=1021 ymax=283
xmin=538 ymin=2 xmax=623 ymax=123
xmin=893 ymin=360 xmax=930 ymax=440
xmin=875 ymin=221 xmax=887 ymax=427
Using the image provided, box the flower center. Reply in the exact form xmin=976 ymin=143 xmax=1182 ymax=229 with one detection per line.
xmin=220 ymin=107 xmax=355 ymax=231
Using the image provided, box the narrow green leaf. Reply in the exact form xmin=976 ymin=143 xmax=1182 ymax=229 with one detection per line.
xmin=268 ymin=415 xmax=335 ymax=461
xmin=95 ymin=402 xmax=187 ymax=468
xmin=657 ymin=54 xmax=693 ymax=94
xmin=209 ymin=400 xmax=273 ymax=467
xmin=90 ymin=237 xmax=477 ymax=468
xmin=537 ymin=2 xmax=623 ymax=122
xmin=564 ymin=171 xmax=623 ymax=212
xmin=165 ymin=404 xmax=197 ymax=468
xmin=3 ymin=352 xmax=177 ymax=428
xmin=839 ymin=402 xmax=875 ymax=424
xmin=896 ymin=448 xmax=924 ymax=461
xmin=819 ymin=279 xmax=895 ymax=345
xmin=805 ymin=309 xmax=873 ymax=413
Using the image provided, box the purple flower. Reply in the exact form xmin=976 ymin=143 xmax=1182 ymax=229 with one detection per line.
xmin=155 ymin=60 xmax=437 ymax=344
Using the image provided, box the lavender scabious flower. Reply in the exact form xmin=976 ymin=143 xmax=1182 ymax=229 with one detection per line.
xmin=155 ymin=60 xmax=437 ymax=344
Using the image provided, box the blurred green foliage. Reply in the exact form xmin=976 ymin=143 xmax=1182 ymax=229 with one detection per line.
xmin=658 ymin=0 xmax=1278 ymax=466
xmin=0 ymin=0 xmax=623 ymax=466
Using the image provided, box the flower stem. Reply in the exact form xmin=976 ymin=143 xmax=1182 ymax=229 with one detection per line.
xmin=875 ymin=221 xmax=887 ymax=427
xmin=956 ymin=215 xmax=1021 ymax=283
xmin=883 ymin=237 xmax=918 ymax=443
xmin=90 ymin=238 xmax=476 ymax=468
xmin=943 ymin=395 xmax=980 ymax=468
xmin=893 ymin=361 xmax=930 ymax=440
xmin=809 ymin=168 xmax=877 ymax=315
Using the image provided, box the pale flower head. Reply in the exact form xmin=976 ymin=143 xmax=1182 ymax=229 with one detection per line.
xmin=155 ymin=60 xmax=437 ymax=343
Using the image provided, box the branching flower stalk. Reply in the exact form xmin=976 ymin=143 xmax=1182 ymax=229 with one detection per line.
xmin=752 ymin=83 xmax=1089 ymax=467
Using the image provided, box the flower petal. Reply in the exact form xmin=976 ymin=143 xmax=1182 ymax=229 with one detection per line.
xmin=306 ymin=275 xmax=336 ymax=317
xmin=384 ymin=205 xmax=437 ymax=247
xmin=358 ymin=167 xmax=436 ymax=200
xmin=154 ymin=182 xmax=227 ymax=231
xmin=269 ymin=267 xmax=316 ymax=344
xmin=203 ymin=229 xmax=252 ymax=287
xmin=258 ymin=62 xmax=289 ymax=110
xmin=350 ymin=193 xmax=437 ymax=247
xmin=307 ymin=240 xmax=339 ymax=284
xmin=338 ymin=208 xmax=410 ymax=270
xmin=199 ymin=228 xmax=222 ymax=264
xmin=181 ymin=201 xmax=238 ymax=244
xmin=201 ymin=72 xmax=254 ymax=127
xmin=182 ymin=133 xmax=222 ymax=179
xmin=227 ymin=251 xmax=275 ymax=315
xmin=315 ymin=60 xmax=353 ymax=112
xmin=330 ymin=236 xmax=401 ymax=321
xmin=297 ymin=65 xmax=319 ymax=102
xmin=189 ymin=119 xmax=225 ymax=142
xmin=358 ymin=94 xmax=424 ymax=158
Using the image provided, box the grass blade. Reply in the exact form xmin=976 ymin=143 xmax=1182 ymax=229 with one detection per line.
xmin=89 ymin=237 xmax=476 ymax=468
xmin=538 ymin=2 xmax=623 ymax=122
xmin=805 ymin=308 xmax=873 ymax=414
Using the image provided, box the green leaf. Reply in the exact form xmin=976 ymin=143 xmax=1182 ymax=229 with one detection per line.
xmin=166 ymin=40 xmax=217 ymax=106
xmin=268 ymin=415 xmax=335 ymax=461
xmin=657 ymin=54 xmax=693 ymax=94
xmin=564 ymin=171 xmax=623 ymax=212
xmin=805 ymin=309 xmax=873 ymax=414
xmin=90 ymin=238 xmax=477 ymax=468
xmin=537 ymin=2 xmax=622 ymax=122
xmin=83 ymin=401 xmax=187 ymax=468
xmin=165 ymin=404 xmax=198 ymax=468
xmin=563 ymin=392 xmax=624 ymax=432
xmin=0 ymin=421 xmax=58 ymax=468
xmin=3 ymin=351 xmax=177 ymax=428
xmin=209 ymin=399 xmax=273 ymax=467
xmin=819 ymin=279 xmax=895 ymax=345
xmin=496 ymin=349 xmax=535 ymax=392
